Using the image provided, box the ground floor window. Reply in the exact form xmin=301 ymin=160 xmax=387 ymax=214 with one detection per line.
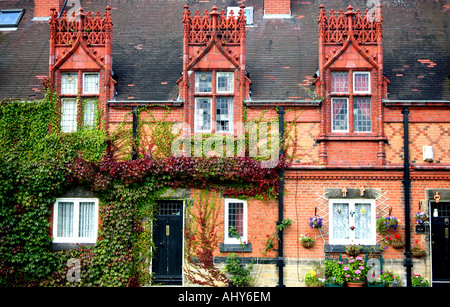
xmin=53 ymin=198 xmax=99 ymax=243
xmin=329 ymin=199 xmax=376 ymax=245
xmin=224 ymin=198 xmax=247 ymax=244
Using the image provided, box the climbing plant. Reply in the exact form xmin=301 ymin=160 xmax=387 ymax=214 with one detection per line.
xmin=0 ymin=83 xmax=287 ymax=286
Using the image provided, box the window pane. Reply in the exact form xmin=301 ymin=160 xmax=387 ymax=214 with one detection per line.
xmin=83 ymin=99 xmax=97 ymax=128
xmin=57 ymin=202 xmax=73 ymax=237
xmin=332 ymin=98 xmax=348 ymax=131
xmin=216 ymin=98 xmax=233 ymax=132
xmin=0 ymin=11 xmax=22 ymax=26
xmin=61 ymin=73 xmax=78 ymax=95
xmin=354 ymin=203 xmax=372 ymax=240
xmin=79 ymin=202 xmax=95 ymax=238
xmin=61 ymin=99 xmax=77 ymax=133
xmin=228 ymin=202 xmax=244 ymax=238
xmin=83 ymin=73 xmax=99 ymax=94
xmin=332 ymin=203 xmax=349 ymax=240
xmin=195 ymin=98 xmax=211 ymax=131
xmin=354 ymin=72 xmax=370 ymax=92
xmin=354 ymin=97 xmax=371 ymax=132
xmin=195 ymin=72 xmax=212 ymax=93
xmin=217 ymin=72 xmax=234 ymax=93
xmin=331 ymin=72 xmax=348 ymax=93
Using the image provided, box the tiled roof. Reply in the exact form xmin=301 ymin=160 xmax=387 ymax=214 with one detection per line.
xmin=0 ymin=0 xmax=448 ymax=101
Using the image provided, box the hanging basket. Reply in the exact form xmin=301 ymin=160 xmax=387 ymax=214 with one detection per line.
xmin=412 ymin=250 xmax=426 ymax=258
xmin=301 ymin=241 xmax=315 ymax=249
xmin=391 ymin=241 xmax=405 ymax=249
xmin=345 ymin=249 xmax=360 ymax=256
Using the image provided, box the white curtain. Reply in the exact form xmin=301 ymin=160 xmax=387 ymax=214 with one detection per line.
xmin=332 ymin=203 xmax=349 ymax=240
xmin=355 ymin=203 xmax=372 ymax=240
xmin=57 ymin=202 xmax=73 ymax=237
xmin=79 ymin=202 xmax=95 ymax=237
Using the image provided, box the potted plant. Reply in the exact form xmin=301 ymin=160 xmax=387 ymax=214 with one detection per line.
xmin=345 ymin=244 xmax=363 ymax=256
xmin=304 ymin=263 xmax=325 ymax=287
xmin=376 ymin=216 xmax=399 ymax=234
xmin=309 ymin=216 xmax=323 ymax=229
xmin=385 ymin=234 xmax=405 ymax=249
xmin=367 ymin=272 xmax=385 ymax=287
xmin=412 ymin=273 xmax=429 ymax=287
xmin=300 ymin=234 xmax=315 ymax=248
xmin=415 ymin=211 xmax=429 ymax=225
xmin=380 ymin=270 xmax=401 ymax=287
xmin=343 ymin=256 xmax=369 ymax=287
xmin=325 ymin=260 xmax=345 ymax=287
xmin=411 ymin=240 xmax=426 ymax=258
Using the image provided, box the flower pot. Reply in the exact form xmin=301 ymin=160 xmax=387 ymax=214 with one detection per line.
xmin=412 ymin=250 xmax=426 ymax=258
xmin=346 ymin=282 xmax=364 ymax=287
xmin=391 ymin=241 xmax=405 ymax=249
xmin=367 ymin=283 xmax=385 ymax=287
xmin=326 ymin=283 xmax=343 ymax=287
xmin=301 ymin=241 xmax=315 ymax=249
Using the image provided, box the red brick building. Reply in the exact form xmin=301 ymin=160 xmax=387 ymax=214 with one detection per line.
xmin=0 ymin=0 xmax=449 ymax=287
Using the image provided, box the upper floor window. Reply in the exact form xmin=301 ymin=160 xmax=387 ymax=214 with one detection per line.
xmin=227 ymin=7 xmax=254 ymax=26
xmin=330 ymin=71 xmax=371 ymax=133
xmin=194 ymin=71 xmax=234 ymax=133
xmin=53 ymin=198 xmax=99 ymax=244
xmin=329 ymin=199 xmax=376 ymax=245
xmin=60 ymin=72 xmax=99 ymax=132
xmin=0 ymin=9 xmax=24 ymax=30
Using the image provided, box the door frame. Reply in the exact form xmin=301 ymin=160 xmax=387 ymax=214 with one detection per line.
xmin=150 ymin=198 xmax=187 ymax=286
xmin=427 ymin=189 xmax=450 ymax=287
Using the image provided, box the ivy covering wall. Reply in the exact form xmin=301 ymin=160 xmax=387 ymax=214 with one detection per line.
xmin=0 ymin=88 xmax=285 ymax=286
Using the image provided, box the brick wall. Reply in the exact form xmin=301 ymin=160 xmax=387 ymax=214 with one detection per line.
xmin=34 ymin=0 xmax=64 ymax=18
xmin=264 ymin=0 xmax=291 ymax=16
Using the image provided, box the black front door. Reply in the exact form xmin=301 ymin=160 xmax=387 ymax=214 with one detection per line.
xmin=430 ymin=200 xmax=450 ymax=287
xmin=152 ymin=200 xmax=183 ymax=285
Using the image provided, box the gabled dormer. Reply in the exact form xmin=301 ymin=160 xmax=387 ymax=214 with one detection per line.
xmin=49 ymin=6 xmax=114 ymax=133
xmin=179 ymin=5 xmax=251 ymax=135
xmin=315 ymin=4 xmax=389 ymax=165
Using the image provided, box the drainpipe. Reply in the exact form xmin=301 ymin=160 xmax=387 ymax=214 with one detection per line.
xmin=402 ymin=106 xmax=413 ymax=287
xmin=277 ymin=106 xmax=285 ymax=287
xmin=132 ymin=106 xmax=138 ymax=160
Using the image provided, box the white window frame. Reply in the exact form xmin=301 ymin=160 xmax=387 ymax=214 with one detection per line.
xmin=60 ymin=98 xmax=78 ymax=133
xmin=83 ymin=99 xmax=97 ymax=128
xmin=353 ymin=71 xmax=371 ymax=94
xmin=82 ymin=72 xmax=100 ymax=95
xmin=216 ymin=72 xmax=234 ymax=94
xmin=331 ymin=98 xmax=349 ymax=133
xmin=216 ymin=97 xmax=233 ymax=133
xmin=194 ymin=97 xmax=212 ymax=133
xmin=61 ymin=72 xmax=79 ymax=95
xmin=195 ymin=72 xmax=213 ymax=93
xmin=331 ymin=71 xmax=349 ymax=94
xmin=53 ymin=198 xmax=99 ymax=244
xmin=224 ymin=198 xmax=248 ymax=245
xmin=329 ymin=199 xmax=376 ymax=245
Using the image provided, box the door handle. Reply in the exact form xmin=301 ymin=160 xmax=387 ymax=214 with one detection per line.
xmin=166 ymin=225 xmax=170 ymax=236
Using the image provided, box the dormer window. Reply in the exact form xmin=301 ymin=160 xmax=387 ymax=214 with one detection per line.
xmin=227 ymin=7 xmax=254 ymax=26
xmin=59 ymin=71 xmax=99 ymax=133
xmin=194 ymin=71 xmax=235 ymax=133
xmin=330 ymin=71 xmax=372 ymax=133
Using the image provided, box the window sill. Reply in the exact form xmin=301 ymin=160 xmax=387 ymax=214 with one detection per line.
xmin=316 ymin=135 xmax=387 ymax=143
xmin=324 ymin=244 xmax=381 ymax=254
xmin=220 ymin=243 xmax=252 ymax=253
xmin=51 ymin=242 xmax=96 ymax=251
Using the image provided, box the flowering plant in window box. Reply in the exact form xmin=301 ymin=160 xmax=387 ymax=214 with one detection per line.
xmin=309 ymin=216 xmax=323 ymax=229
xmin=343 ymin=256 xmax=369 ymax=285
xmin=300 ymin=234 xmax=315 ymax=248
xmin=345 ymin=244 xmax=363 ymax=256
xmin=385 ymin=234 xmax=405 ymax=249
xmin=414 ymin=211 xmax=429 ymax=225
xmin=411 ymin=240 xmax=426 ymax=258
xmin=412 ymin=273 xmax=429 ymax=287
xmin=379 ymin=270 xmax=401 ymax=287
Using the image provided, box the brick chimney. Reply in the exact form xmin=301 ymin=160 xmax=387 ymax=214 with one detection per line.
xmin=34 ymin=0 xmax=65 ymax=18
xmin=264 ymin=0 xmax=291 ymax=18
